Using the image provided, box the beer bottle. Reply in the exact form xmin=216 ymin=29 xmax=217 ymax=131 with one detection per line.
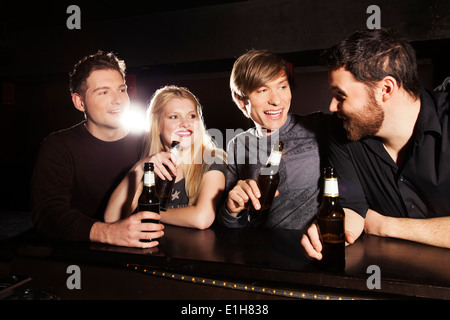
xmin=317 ymin=167 xmax=345 ymax=272
xmin=138 ymin=162 xmax=160 ymax=242
xmin=156 ymin=141 xmax=180 ymax=211
xmin=248 ymin=141 xmax=284 ymax=220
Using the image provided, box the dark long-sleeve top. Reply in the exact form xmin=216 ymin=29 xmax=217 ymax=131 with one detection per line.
xmin=31 ymin=121 xmax=144 ymax=241
xmin=329 ymin=88 xmax=450 ymax=219
xmin=216 ymin=113 xmax=331 ymax=230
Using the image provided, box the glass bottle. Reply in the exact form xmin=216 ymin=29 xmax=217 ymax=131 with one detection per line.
xmin=317 ymin=166 xmax=345 ymax=272
xmin=137 ymin=162 xmax=160 ymax=242
xmin=248 ymin=141 xmax=284 ymax=220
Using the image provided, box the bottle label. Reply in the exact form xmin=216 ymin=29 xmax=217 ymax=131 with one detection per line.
xmin=143 ymin=172 xmax=155 ymax=187
xmin=324 ymin=178 xmax=339 ymax=197
xmin=268 ymin=150 xmax=282 ymax=165
xmin=170 ymin=146 xmax=180 ymax=158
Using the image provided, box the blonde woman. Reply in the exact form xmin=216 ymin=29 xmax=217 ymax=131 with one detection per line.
xmin=104 ymin=86 xmax=226 ymax=234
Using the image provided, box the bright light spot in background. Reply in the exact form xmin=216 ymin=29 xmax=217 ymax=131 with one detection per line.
xmin=121 ymin=102 xmax=148 ymax=133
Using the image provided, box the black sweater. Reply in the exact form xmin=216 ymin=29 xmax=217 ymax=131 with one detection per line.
xmin=31 ymin=121 xmax=143 ymax=241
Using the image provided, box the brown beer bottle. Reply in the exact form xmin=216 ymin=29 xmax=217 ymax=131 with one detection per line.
xmin=248 ymin=141 xmax=284 ymax=219
xmin=317 ymin=167 xmax=345 ymax=272
xmin=156 ymin=141 xmax=180 ymax=211
xmin=138 ymin=162 xmax=160 ymax=242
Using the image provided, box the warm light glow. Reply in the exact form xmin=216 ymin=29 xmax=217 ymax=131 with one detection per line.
xmin=121 ymin=102 xmax=147 ymax=133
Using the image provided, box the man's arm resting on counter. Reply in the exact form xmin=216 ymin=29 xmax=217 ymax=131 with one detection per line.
xmin=365 ymin=209 xmax=450 ymax=249
xmin=89 ymin=211 xmax=164 ymax=248
xmin=344 ymin=208 xmax=365 ymax=244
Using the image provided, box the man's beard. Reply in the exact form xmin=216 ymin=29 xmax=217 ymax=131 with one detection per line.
xmin=340 ymin=92 xmax=384 ymax=141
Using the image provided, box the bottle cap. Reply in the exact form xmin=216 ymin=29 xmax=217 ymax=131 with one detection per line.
xmin=170 ymin=141 xmax=181 ymax=158
xmin=170 ymin=141 xmax=181 ymax=148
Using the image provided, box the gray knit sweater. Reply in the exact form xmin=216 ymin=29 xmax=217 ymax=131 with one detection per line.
xmin=216 ymin=113 xmax=331 ymax=231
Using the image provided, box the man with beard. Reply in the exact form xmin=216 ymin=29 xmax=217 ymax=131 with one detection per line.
xmin=302 ymin=29 xmax=450 ymax=259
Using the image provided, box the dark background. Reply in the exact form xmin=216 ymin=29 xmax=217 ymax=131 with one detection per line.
xmin=1 ymin=0 xmax=449 ymax=211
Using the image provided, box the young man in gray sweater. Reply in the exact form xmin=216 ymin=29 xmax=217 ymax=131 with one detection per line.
xmin=216 ymin=49 xmax=330 ymax=230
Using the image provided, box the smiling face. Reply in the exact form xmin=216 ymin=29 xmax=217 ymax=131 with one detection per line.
xmin=159 ymin=97 xmax=200 ymax=150
xmin=240 ymin=72 xmax=291 ymax=135
xmin=328 ymin=67 xmax=384 ymax=141
xmin=73 ymin=69 xmax=129 ymax=141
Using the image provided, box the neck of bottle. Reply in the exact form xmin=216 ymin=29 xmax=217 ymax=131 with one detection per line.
xmin=143 ymin=170 xmax=156 ymax=188
xmin=323 ymin=177 xmax=339 ymax=198
xmin=170 ymin=146 xmax=180 ymax=158
xmin=266 ymin=149 xmax=282 ymax=167
xmin=169 ymin=141 xmax=180 ymax=154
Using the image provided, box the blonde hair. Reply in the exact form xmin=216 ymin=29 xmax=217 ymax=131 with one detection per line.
xmin=142 ymin=85 xmax=226 ymax=205
xmin=230 ymin=49 xmax=294 ymax=117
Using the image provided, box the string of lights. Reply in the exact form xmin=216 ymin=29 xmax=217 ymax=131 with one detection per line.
xmin=125 ymin=263 xmax=356 ymax=300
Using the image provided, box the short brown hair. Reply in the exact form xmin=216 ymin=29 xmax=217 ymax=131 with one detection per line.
xmin=69 ymin=50 xmax=126 ymax=97
xmin=321 ymin=28 xmax=421 ymax=99
xmin=230 ymin=49 xmax=293 ymax=117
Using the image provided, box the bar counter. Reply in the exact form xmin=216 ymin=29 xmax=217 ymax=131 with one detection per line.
xmin=1 ymin=212 xmax=450 ymax=300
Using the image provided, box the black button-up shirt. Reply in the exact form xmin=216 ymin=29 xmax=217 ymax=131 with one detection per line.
xmin=329 ymin=88 xmax=450 ymax=219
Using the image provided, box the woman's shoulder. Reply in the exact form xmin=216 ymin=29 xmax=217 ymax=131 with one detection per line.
xmin=204 ymin=149 xmax=227 ymax=174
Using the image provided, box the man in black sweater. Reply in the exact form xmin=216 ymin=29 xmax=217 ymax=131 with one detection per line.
xmin=31 ymin=51 xmax=164 ymax=247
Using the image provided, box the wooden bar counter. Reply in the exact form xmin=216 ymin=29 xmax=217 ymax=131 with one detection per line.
xmin=1 ymin=212 xmax=450 ymax=300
